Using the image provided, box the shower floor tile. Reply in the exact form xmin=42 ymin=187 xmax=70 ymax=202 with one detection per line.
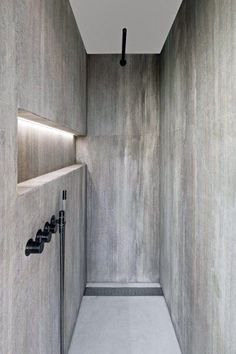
xmin=69 ymin=296 xmax=181 ymax=354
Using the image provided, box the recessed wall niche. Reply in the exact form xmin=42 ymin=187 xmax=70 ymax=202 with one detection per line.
xmin=17 ymin=110 xmax=76 ymax=183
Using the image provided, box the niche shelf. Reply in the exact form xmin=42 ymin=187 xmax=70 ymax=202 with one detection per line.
xmin=17 ymin=109 xmax=77 ymax=184
xmin=17 ymin=165 xmax=83 ymax=196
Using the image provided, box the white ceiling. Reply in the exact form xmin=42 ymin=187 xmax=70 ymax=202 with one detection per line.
xmin=69 ymin=0 xmax=182 ymax=54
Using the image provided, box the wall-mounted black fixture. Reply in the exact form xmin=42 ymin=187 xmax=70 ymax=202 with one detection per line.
xmin=25 ymin=191 xmax=66 ymax=257
xmin=120 ymin=28 xmax=127 ymax=67
xmin=24 ymin=191 xmax=67 ymax=354
xmin=50 ymin=215 xmax=58 ymax=234
xmin=25 ymin=238 xmax=44 ymax=256
xmin=25 ymin=223 xmax=51 ymax=256
xmin=36 ymin=223 xmax=52 ymax=243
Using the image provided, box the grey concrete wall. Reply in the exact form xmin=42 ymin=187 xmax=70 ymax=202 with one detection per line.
xmin=16 ymin=0 xmax=87 ymax=135
xmin=160 ymin=0 xmax=236 ymax=353
xmin=0 ymin=0 xmax=87 ymax=352
xmin=77 ymin=55 xmax=160 ymax=282
xmin=16 ymin=165 xmax=86 ymax=354
xmin=0 ymin=2 xmax=17 ymax=353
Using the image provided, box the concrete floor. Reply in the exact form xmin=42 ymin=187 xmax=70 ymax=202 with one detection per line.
xmin=69 ymin=296 xmax=181 ymax=354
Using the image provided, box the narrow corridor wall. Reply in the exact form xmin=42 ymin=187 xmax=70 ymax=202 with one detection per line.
xmin=77 ymin=55 xmax=160 ymax=282
xmin=160 ymin=0 xmax=236 ymax=353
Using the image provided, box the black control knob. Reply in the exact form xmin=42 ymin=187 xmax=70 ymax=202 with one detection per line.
xmin=25 ymin=238 xmax=44 ymax=256
xmin=50 ymin=215 xmax=58 ymax=234
xmin=36 ymin=223 xmax=52 ymax=243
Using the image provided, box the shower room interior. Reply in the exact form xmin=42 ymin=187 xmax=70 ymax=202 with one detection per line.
xmin=1 ymin=0 xmax=236 ymax=353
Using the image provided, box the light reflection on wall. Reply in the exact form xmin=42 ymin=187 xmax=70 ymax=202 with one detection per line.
xmin=18 ymin=117 xmax=75 ymax=139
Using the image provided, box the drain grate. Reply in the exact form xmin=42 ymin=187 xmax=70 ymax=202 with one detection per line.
xmin=84 ymin=287 xmax=163 ymax=296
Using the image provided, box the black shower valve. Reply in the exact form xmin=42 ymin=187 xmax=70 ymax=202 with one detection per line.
xmin=50 ymin=215 xmax=58 ymax=234
xmin=36 ymin=223 xmax=52 ymax=243
xmin=44 ymin=222 xmax=52 ymax=241
xmin=25 ymin=238 xmax=44 ymax=256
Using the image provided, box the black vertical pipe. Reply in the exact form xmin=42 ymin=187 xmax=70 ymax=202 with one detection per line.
xmin=59 ymin=190 xmax=66 ymax=354
xmin=120 ymin=28 xmax=127 ymax=66
xmin=59 ymin=210 xmax=65 ymax=354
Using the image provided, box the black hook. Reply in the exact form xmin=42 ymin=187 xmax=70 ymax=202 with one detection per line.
xmin=120 ymin=28 xmax=127 ymax=67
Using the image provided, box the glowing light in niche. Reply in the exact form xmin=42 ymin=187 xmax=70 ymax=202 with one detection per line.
xmin=17 ymin=117 xmax=75 ymax=138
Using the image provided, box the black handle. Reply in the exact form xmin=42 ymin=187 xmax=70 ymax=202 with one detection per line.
xmin=50 ymin=215 xmax=58 ymax=234
xmin=25 ymin=238 xmax=44 ymax=256
xmin=36 ymin=223 xmax=52 ymax=243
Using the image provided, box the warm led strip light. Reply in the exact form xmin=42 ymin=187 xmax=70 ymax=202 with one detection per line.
xmin=18 ymin=116 xmax=75 ymax=138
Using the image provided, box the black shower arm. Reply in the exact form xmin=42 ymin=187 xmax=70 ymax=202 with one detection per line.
xmin=120 ymin=28 xmax=127 ymax=66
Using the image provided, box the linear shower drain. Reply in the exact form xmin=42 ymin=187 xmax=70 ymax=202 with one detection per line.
xmin=84 ymin=287 xmax=163 ymax=296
